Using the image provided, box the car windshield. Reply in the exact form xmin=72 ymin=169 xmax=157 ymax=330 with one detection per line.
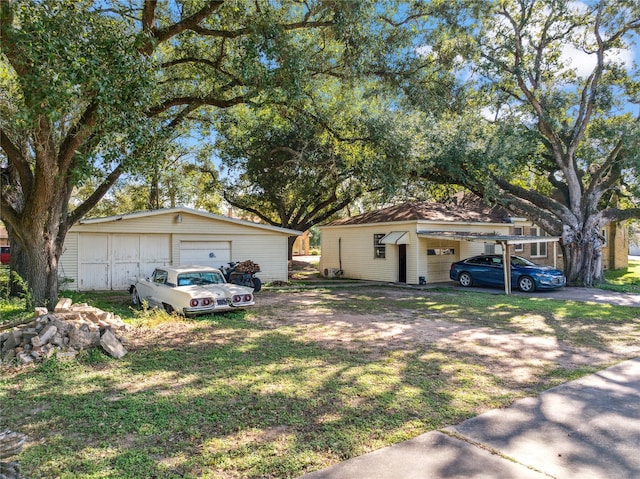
xmin=511 ymin=256 xmax=536 ymax=266
xmin=177 ymin=271 xmax=225 ymax=286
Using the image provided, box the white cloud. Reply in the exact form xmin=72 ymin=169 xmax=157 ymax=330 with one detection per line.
xmin=415 ymin=45 xmax=433 ymax=58
xmin=561 ymin=44 xmax=635 ymax=78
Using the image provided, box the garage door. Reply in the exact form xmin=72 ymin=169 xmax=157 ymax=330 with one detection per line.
xmin=426 ymin=240 xmax=458 ymax=282
xmin=79 ymin=234 xmax=109 ymax=290
xmin=180 ymin=241 xmax=231 ymax=268
xmin=111 ymin=234 xmax=140 ymax=290
xmin=79 ymin=234 xmax=170 ymax=290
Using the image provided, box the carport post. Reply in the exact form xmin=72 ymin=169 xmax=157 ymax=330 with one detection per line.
xmin=501 ymin=241 xmax=512 ymax=295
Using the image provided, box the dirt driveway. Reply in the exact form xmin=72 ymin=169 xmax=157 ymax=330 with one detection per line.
xmin=253 ymin=285 xmax=640 ymax=386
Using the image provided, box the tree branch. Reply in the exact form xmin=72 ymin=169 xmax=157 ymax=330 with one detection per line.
xmin=58 ymin=102 xmax=99 ymax=173
xmin=150 ymin=1 xmax=224 ymax=48
xmin=147 ymin=95 xmax=249 ymax=116
xmin=0 ymin=130 xmax=33 ymax=195
xmin=0 ymin=1 xmax=29 ymax=76
xmin=602 ymin=207 xmax=640 ymax=222
xmin=67 ymin=162 xmax=125 ymax=225
xmin=140 ymin=0 xmax=225 ymax=54
xmin=493 ymin=175 xmax=573 ymax=222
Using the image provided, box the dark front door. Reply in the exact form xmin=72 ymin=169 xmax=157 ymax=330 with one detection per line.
xmin=398 ymin=244 xmax=407 ymax=283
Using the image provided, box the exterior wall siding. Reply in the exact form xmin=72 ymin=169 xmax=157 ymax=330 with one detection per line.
xmin=606 ymin=222 xmax=628 ymax=270
xmin=61 ymin=210 xmax=294 ymax=291
xmin=59 ymin=232 xmax=79 ymax=290
xmin=321 ymin=221 xmax=512 ymax=285
xmin=320 ymin=224 xmax=407 ymax=282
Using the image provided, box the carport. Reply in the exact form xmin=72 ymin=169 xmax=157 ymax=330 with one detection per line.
xmin=417 ymin=231 xmax=562 ymax=294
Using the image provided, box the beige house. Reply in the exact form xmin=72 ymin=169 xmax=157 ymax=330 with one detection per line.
xmin=506 ymin=219 xmax=627 ymax=272
xmin=60 ymin=207 xmax=299 ymax=291
xmin=319 ymin=200 xmax=627 ymax=285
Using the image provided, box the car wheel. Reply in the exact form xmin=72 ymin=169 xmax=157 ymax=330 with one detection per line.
xmin=131 ymin=286 xmax=141 ymax=306
xmin=252 ymin=277 xmax=262 ymax=292
xmin=518 ymin=276 xmax=536 ymax=292
xmin=163 ymin=303 xmax=175 ymax=314
xmin=459 ymin=272 xmax=473 ymax=287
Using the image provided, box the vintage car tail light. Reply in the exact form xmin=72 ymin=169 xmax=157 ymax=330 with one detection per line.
xmin=244 ymin=294 xmax=252 ymax=302
xmin=202 ymin=298 xmax=211 ymax=306
xmin=232 ymin=295 xmax=241 ymax=303
xmin=190 ymin=299 xmax=199 ymax=307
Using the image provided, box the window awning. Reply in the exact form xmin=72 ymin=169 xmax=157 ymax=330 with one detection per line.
xmin=380 ymin=231 xmax=410 ymax=244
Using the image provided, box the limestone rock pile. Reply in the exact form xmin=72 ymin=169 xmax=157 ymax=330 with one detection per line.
xmin=0 ymin=298 xmax=129 ymax=365
xmin=0 ymin=430 xmax=28 ymax=479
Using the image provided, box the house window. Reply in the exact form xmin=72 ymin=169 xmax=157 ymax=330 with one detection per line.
xmin=530 ymin=227 xmax=547 ymax=257
xmin=374 ymin=234 xmax=386 ymax=259
xmin=484 ymin=243 xmax=495 ymax=254
xmin=514 ymin=227 xmax=524 ymax=252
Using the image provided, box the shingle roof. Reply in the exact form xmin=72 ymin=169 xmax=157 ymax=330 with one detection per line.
xmin=328 ymin=199 xmax=512 ymax=226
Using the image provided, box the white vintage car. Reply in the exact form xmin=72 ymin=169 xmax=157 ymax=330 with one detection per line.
xmin=130 ymin=265 xmax=255 ymax=316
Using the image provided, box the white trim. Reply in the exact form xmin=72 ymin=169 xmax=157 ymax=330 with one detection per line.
xmin=79 ymin=207 xmax=301 ymax=236
xmin=380 ymin=231 xmax=410 ymax=244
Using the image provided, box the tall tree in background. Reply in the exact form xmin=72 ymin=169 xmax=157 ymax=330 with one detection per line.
xmin=216 ymin=83 xmax=412 ymax=257
xmin=1 ymin=0 xmax=417 ymax=306
xmin=414 ymin=0 xmax=640 ymax=286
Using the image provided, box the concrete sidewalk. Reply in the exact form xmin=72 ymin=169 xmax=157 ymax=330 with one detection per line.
xmin=299 ymin=358 xmax=640 ymax=479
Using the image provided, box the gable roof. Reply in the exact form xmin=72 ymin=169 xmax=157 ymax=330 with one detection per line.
xmin=327 ymin=199 xmax=512 ymax=226
xmin=79 ymin=207 xmax=301 ymax=236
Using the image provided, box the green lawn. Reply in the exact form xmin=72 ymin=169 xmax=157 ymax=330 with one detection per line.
xmin=602 ymin=259 xmax=640 ymax=293
xmin=1 ymin=263 xmax=639 ymax=478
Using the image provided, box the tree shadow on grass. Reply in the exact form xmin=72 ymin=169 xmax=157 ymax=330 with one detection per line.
xmin=4 ymin=320 xmax=466 ymax=478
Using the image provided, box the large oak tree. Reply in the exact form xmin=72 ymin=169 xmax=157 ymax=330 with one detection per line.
xmin=215 ymin=81 xmax=413 ymax=258
xmin=413 ymin=0 xmax=640 ymax=286
xmin=1 ymin=0 xmax=413 ymax=306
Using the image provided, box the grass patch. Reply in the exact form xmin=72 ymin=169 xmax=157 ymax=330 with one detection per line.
xmin=1 ymin=281 xmax=640 ymax=478
xmin=602 ymin=259 xmax=640 ymax=294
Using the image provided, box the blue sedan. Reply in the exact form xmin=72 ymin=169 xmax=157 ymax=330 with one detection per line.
xmin=449 ymin=255 xmax=566 ymax=292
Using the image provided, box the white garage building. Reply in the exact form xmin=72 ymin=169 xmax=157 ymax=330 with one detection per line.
xmin=59 ymin=207 xmax=300 ymax=291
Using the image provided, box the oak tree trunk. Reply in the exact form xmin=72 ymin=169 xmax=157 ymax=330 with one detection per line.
xmin=287 ymin=236 xmax=296 ymax=261
xmin=10 ymin=215 xmax=66 ymax=309
xmin=561 ymin=226 xmax=605 ymax=287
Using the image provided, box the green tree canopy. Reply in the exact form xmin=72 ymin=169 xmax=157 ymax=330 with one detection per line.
xmin=215 ymin=79 xmax=413 ymax=256
xmin=412 ymin=0 xmax=640 ymax=286
xmin=1 ymin=0 xmax=426 ymax=306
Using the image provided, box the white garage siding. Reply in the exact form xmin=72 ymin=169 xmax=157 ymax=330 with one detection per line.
xmin=179 ymin=241 xmax=231 ymax=268
xmin=59 ymin=232 xmax=78 ymax=290
xmin=63 ymin=233 xmax=171 ymax=291
xmin=79 ymin=234 xmax=110 ymax=290
xmin=60 ymin=208 xmax=297 ymax=291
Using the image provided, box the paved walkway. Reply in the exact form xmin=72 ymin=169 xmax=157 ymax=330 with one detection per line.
xmin=442 ymin=283 xmax=640 ymax=307
xmin=299 ymin=358 xmax=640 ymax=478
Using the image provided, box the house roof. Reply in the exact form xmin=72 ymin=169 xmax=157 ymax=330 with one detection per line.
xmin=79 ymin=207 xmax=302 ymax=236
xmin=327 ymin=199 xmax=512 ymax=226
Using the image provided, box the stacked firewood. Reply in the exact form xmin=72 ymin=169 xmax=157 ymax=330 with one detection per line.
xmin=234 ymin=260 xmax=261 ymax=273
xmin=0 ymin=298 xmax=129 ymax=366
